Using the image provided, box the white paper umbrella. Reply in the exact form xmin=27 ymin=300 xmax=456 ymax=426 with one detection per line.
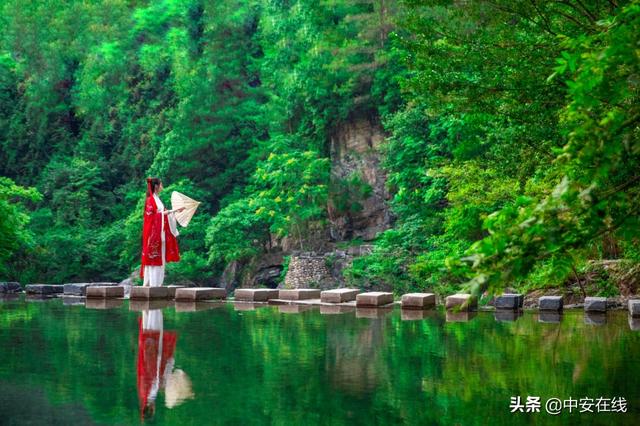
xmin=164 ymin=369 xmax=194 ymax=408
xmin=170 ymin=191 xmax=201 ymax=227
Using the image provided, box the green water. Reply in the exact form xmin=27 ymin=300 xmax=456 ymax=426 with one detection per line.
xmin=0 ymin=296 xmax=638 ymax=425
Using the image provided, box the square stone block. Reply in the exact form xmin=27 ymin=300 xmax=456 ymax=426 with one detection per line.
xmin=356 ymin=292 xmax=394 ymax=307
xmin=320 ymin=305 xmax=355 ymax=315
xmin=494 ymin=294 xmax=522 ymax=310
xmin=85 ymin=298 xmax=123 ymax=310
xmin=167 ymin=285 xmax=186 ymax=298
xmin=584 ymin=297 xmax=607 ymax=312
xmin=25 ymin=285 xmax=64 ymax=295
xmin=445 ymin=294 xmax=477 ymax=311
xmin=235 ymin=288 xmax=280 ymax=302
xmin=401 ymin=293 xmax=435 ymax=310
xmin=86 ymin=286 xmax=124 ymax=298
xmin=539 ymin=296 xmax=563 ymax=311
xmin=628 ymin=299 xmax=640 ymax=318
xmin=321 ymin=288 xmax=360 ymax=303
xmin=175 ymin=287 xmax=227 ymax=301
xmin=130 ymin=286 xmax=169 ymax=300
xmin=278 ymin=289 xmax=321 ymax=300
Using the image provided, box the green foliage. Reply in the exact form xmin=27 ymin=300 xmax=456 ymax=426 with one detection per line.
xmin=0 ymin=177 xmax=41 ymax=278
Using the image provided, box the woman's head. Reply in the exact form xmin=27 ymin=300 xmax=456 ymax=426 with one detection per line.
xmin=146 ymin=177 xmax=163 ymax=195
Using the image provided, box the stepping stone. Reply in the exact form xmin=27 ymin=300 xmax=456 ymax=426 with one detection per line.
xmin=628 ymin=299 xmax=640 ymax=318
xmin=175 ymin=287 xmax=226 ymax=301
xmin=279 ymin=305 xmax=312 ymax=314
xmin=278 ymin=289 xmax=321 ymax=300
xmin=445 ymin=294 xmax=477 ymax=311
xmin=86 ymin=298 xmax=124 ymax=310
xmin=233 ymin=302 xmax=269 ymax=311
xmin=356 ymin=306 xmax=393 ymax=319
xmin=401 ymin=293 xmax=435 ymax=310
xmin=584 ymin=312 xmax=606 ymax=325
xmin=175 ymin=301 xmax=224 ymax=312
xmin=494 ymin=294 xmax=522 ymax=310
xmin=25 ymin=284 xmax=63 ymax=295
xmin=130 ymin=286 xmax=169 ymax=300
xmin=356 ymin=292 xmax=394 ymax=307
xmin=129 ymin=299 xmax=173 ymax=311
xmin=494 ymin=310 xmax=522 ymax=322
xmin=539 ymin=296 xmax=563 ymax=311
xmin=86 ymin=286 xmax=124 ymax=298
xmin=584 ymin=297 xmax=607 ymax=312
xmin=446 ymin=311 xmax=477 ymax=322
xmin=320 ymin=305 xmax=355 ymax=315
xmin=235 ymin=288 xmax=280 ymax=302
xmin=167 ymin=285 xmax=186 ymax=298
xmin=0 ymin=282 xmax=22 ymax=293
xmin=63 ymin=282 xmax=117 ymax=296
xmin=321 ymin=288 xmax=359 ymax=303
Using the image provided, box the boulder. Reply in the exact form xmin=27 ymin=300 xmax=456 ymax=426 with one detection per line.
xmin=356 ymin=292 xmax=394 ymax=307
xmin=321 ymin=288 xmax=360 ymax=303
xmin=584 ymin=297 xmax=607 ymax=312
xmin=401 ymin=293 xmax=435 ymax=310
xmin=0 ymin=282 xmax=22 ymax=293
xmin=25 ymin=285 xmax=63 ymax=295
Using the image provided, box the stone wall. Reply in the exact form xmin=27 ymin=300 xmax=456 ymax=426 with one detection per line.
xmin=283 ymin=254 xmax=337 ymax=289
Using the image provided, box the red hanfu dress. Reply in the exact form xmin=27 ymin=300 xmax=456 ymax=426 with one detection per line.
xmin=140 ymin=183 xmax=180 ymax=286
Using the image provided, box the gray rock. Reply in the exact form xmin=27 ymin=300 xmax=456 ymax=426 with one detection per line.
xmin=356 ymin=291 xmax=394 ymax=307
xmin=539 ymin=296 xmax=563 ymax=311
xmin=494 ymin=294 xmax=522 ymax=310
xmin=175 ymin=287 xmax=226 ymax=301
xmin=628 ymin=299 xmax=640 ymax=318
xmin=63 ymin=282 xmax=117 ymax=296
xmin=25 ymin=284 xmax=64 ymax=295
xmin=401 ymin=293 xmax=436 ymax=310
xmin=445 ymin=294 xmax=477 ymax=311
xmin=584 ymin=297 xmax=607 ymax=312
xmin=0 ymin=282 xmax=22 ymax=293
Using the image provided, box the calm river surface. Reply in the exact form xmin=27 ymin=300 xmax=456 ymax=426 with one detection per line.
xmin=0 ymin=296 xmax=638 ymax=425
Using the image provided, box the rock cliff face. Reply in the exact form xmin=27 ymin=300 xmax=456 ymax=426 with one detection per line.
xmin=226 ymin=116 xmax=391 ymax=291
xmin=328 ymin=117 xmax=391 ymax=241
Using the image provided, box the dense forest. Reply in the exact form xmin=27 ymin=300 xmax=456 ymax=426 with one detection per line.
xmin=0 ymin=0 xmax=638 ymax=296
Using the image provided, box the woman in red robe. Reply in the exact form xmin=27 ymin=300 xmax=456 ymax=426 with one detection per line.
xmin=140 ymin=177 xmax=182 ymax=286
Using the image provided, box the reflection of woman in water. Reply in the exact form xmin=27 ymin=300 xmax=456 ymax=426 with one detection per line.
xmin=137 ymin=310 xmax=194 ymax=420
xmin=140 ymin=178 xmax=182 ymax=287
